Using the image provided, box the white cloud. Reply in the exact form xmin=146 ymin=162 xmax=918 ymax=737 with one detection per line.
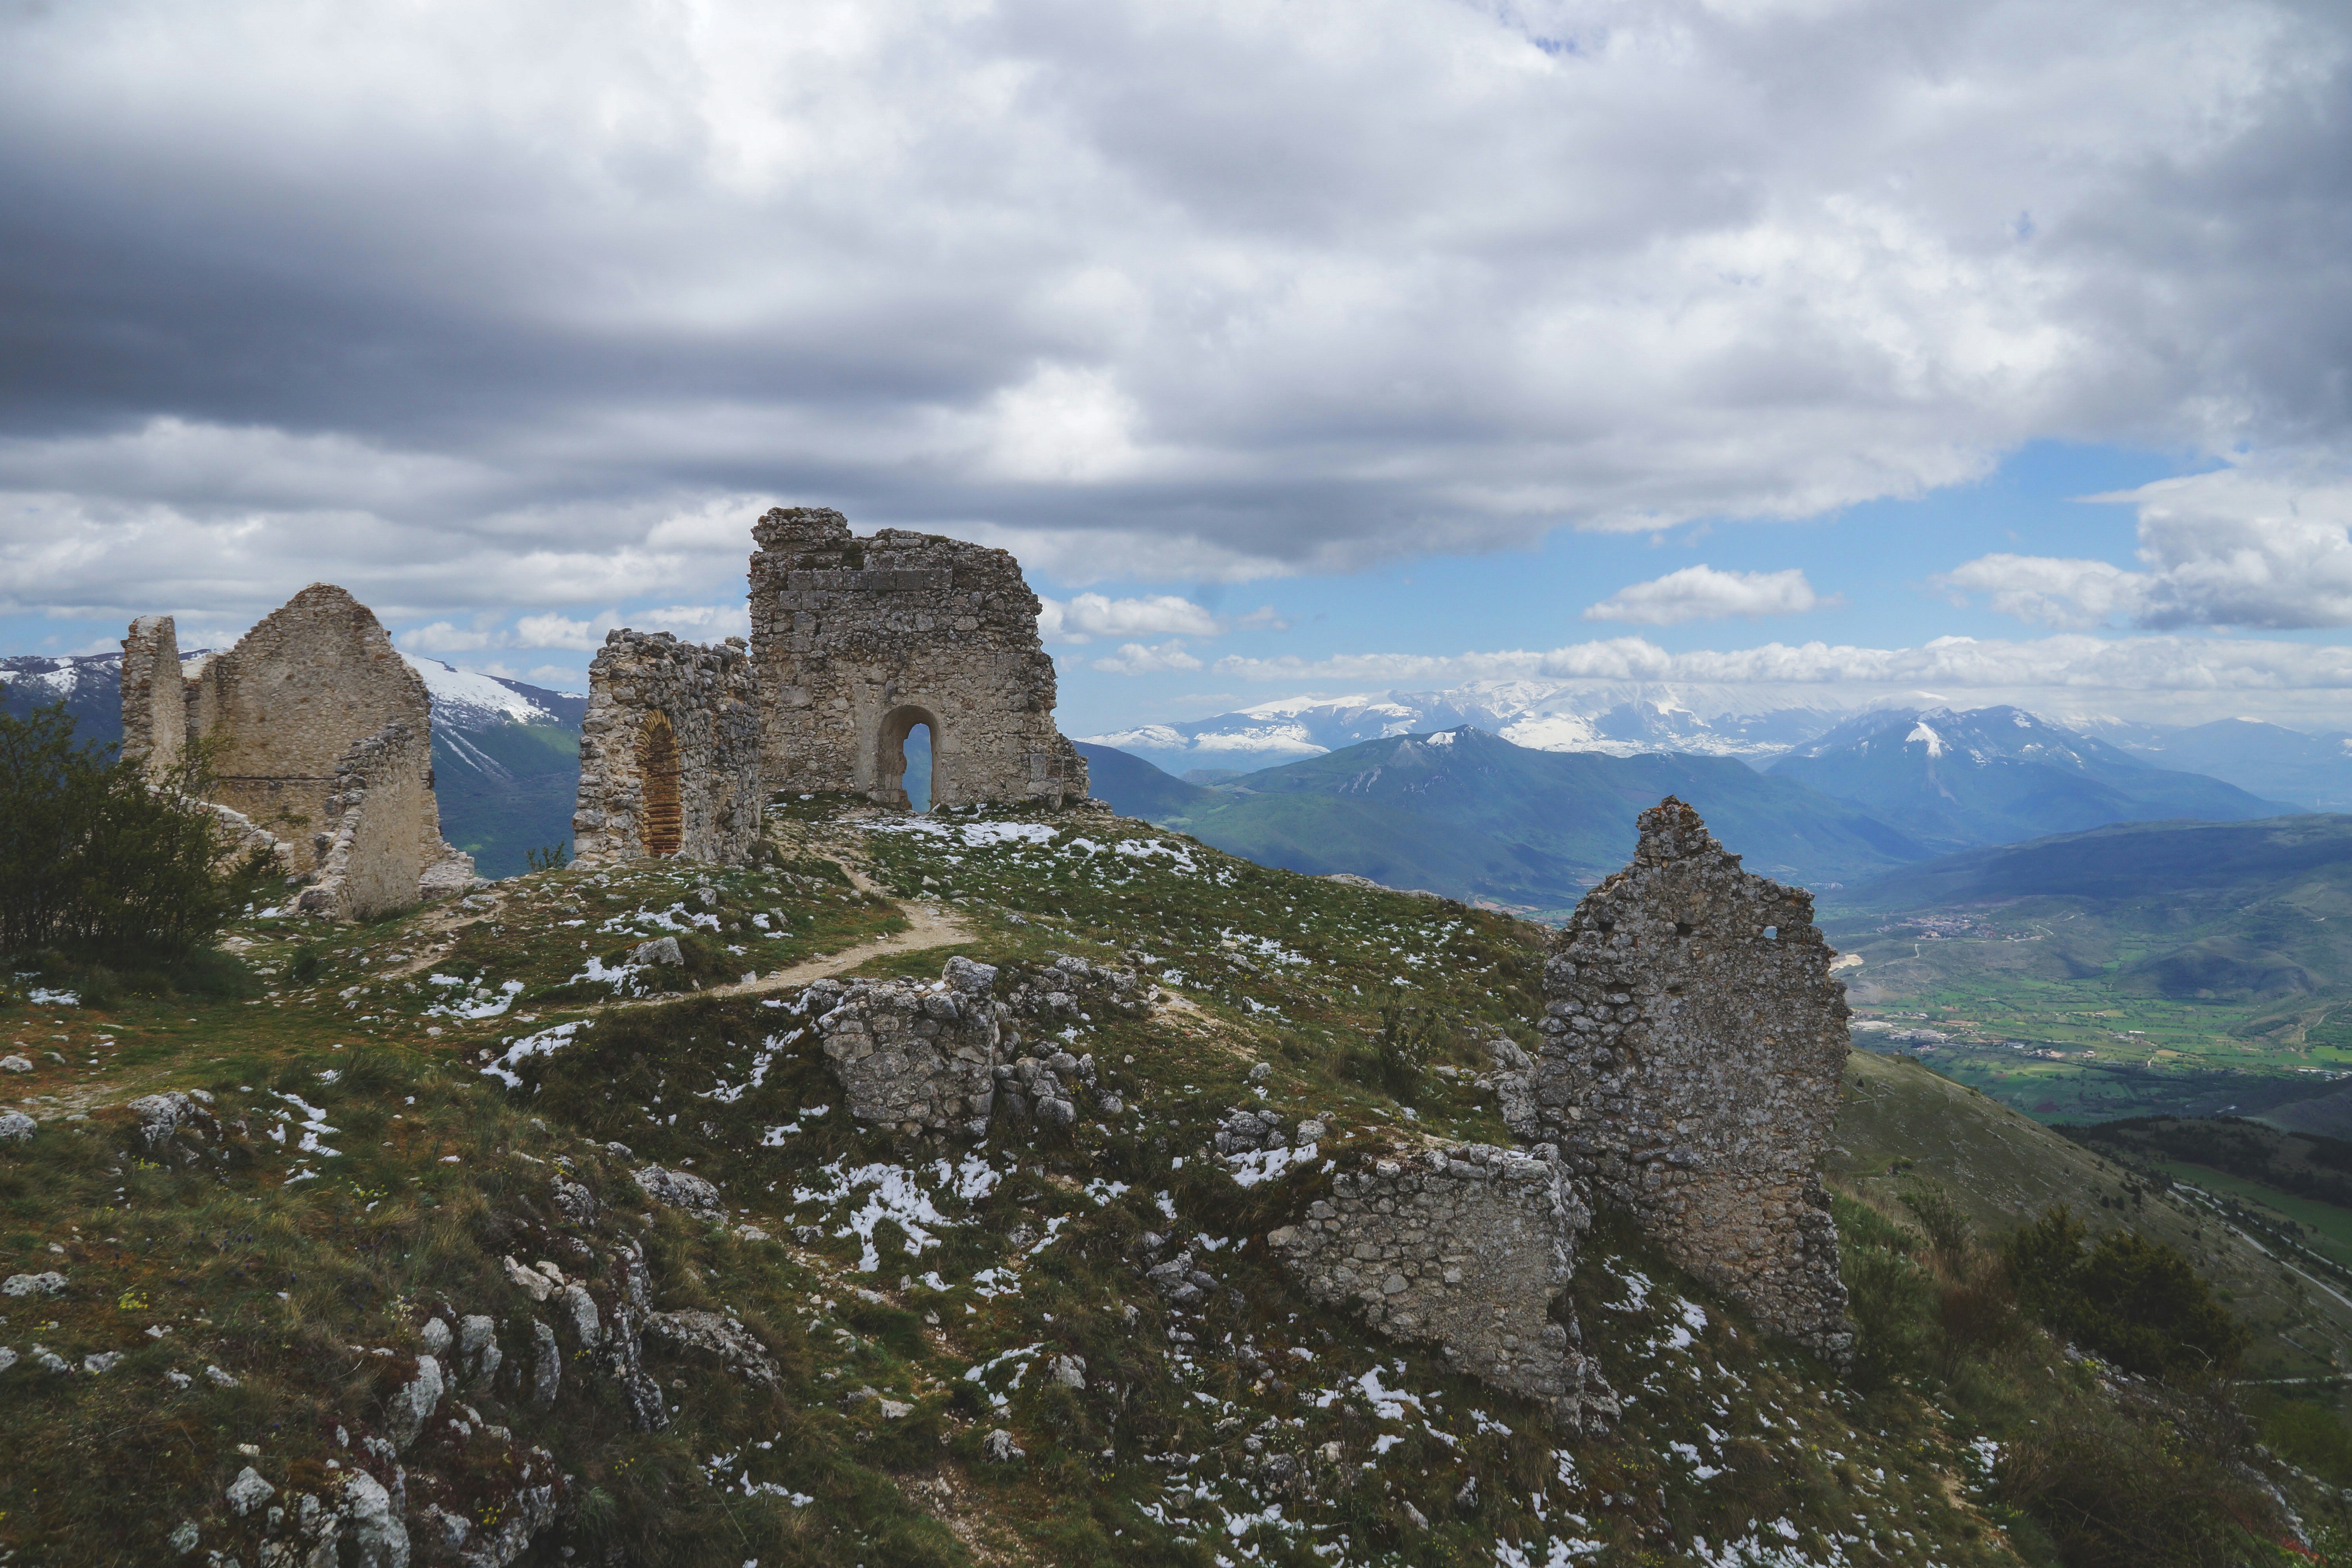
xmin=1038 ymin=593 xmax=1222 ymax=644
xmin=399 ymin=602 xmax=743 ymax=657
xmin=1583 ymin=564 xmax=1833 ymax=624
xmin=1091 ymin=639 xmax=1205 ymax=674
xmin=1941 ymin=464 xmax=2352 ymax=630
xmin=0 ymin=0 xmax=2345 ymax=598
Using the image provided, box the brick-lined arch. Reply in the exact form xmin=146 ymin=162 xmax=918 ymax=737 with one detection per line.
xmin=637 ymin=712 xmax=684 ymax=855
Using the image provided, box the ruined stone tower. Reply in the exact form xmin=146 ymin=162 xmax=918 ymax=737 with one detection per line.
xmin=1508 ymin=798 xmax=1852 ymax=1361
xmin=120 ymin=585 xmax=476 ymax=918
xmin=746 ymin=507 xmax=1087 ymax=809
xmin=570 ymin=630 xmax=764 ymax=867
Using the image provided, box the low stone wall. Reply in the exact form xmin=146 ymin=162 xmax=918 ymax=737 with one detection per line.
xmin=1267 ymin=1143 xmax=1613 ymax=1429
xmin=1513 ymin=797 xmax=1853 ymax=1361
xmin=571 ymin=630 xmax=763 ymax=866
xmin=296 ymin=723 xmax=477 ymax=920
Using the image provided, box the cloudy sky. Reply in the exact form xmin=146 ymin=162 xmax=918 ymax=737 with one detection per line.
xmin=4 ymin=0 xmax=2351 ymax=735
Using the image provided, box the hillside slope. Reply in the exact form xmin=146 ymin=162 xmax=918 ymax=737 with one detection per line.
xmin=5 ymin=795 xmax=2348 ymax=1564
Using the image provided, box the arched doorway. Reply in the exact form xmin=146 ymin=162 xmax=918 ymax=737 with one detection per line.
xmin=875 ymin=704 xmax=941 ymax=810
xmin=637 ymin=712 xmax=683 ymax=855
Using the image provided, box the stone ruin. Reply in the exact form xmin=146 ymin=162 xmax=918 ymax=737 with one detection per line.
xmin=748 ymin=506 xmax=1087 ymax=809
xmin=121 ymin=585 xmax=475 ymax=919
xmin=1269 ymin=1143 xmax=1615 ymax=1430
xmin=570 ymin=630 xmax=764 ymax=867
xmin=568 ymin=505 xmax=1091 ymax=867
xmin=809 ymin=955 xmax=1133 ymax=1137
xmin=1501 ymin=797 xmax=1853 ymax=1361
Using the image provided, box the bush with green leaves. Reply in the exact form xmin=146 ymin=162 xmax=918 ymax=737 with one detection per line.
xmin=0 ymin=690 xmax=280 ymax=965
xmin=2004 ymin=1205 xmax=2250 ymax=1379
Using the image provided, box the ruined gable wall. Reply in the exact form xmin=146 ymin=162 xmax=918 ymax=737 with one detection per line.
xmin=1268 ymin=1143 xmax=1612 ymax=1429
xmin=119 ymin=614 xmax=186 ymax=774
xmin=746 ymin=506 xmax=1087 ymax=809
xmin=571 ymin=630 xmax=763 ymax=867
xmin=118 ymin=584 xmax=474 ymax=913
xmin=1516 ymin=797 xmax=1852 ymax=1360
xmin=183 ymin=584 xmax=435 ymax=873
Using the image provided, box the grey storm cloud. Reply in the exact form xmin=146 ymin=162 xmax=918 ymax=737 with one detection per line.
xmin=2 ymin=0 xmax=2350 ymax=622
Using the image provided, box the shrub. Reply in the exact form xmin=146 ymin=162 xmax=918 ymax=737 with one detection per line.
xmin=2003 ymin=1206 xmax=2249 ymax=1378
xmin=0 ymin=693 xmax=280 ymax=964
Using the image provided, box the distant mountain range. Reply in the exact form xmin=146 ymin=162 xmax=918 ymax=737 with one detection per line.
xmin=1082 ymin=680 xmax=1849 ymax=775
xmin=1767 ymin=705 xmax=2288 ymax=855
xmin=1080 ymin=726 xmax=1928 ymax=912
xmin=1081 ymin=677 xmax=2352 ymax=809
xmin=2 ymin=649 xmax=582 ymax=878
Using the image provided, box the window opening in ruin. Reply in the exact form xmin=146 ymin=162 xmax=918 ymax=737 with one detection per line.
xmin=877 ymin=704 xmax=941 ymax=812
xmin=637 ymin=713 xmax=684 ymax=856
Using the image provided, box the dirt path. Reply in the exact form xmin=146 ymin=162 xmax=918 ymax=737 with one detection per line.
xmin=603 ymin=898 xmax=976 ymax=1011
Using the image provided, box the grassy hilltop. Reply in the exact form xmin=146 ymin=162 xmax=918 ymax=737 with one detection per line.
xmin=5 ymin=792 xmax=2352 ymax=1566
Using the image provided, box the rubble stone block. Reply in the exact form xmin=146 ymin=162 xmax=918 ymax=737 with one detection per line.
xmin=1267 ymin=1142 xmax=1613 ymax=1429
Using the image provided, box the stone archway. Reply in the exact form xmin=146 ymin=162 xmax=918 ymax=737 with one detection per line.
xmin=875 ymin=703 xmax=942 ymax=809
xmin=636 ymin=712 xmax=683 ymax=855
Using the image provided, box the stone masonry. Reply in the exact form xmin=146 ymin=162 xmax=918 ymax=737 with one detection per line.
xmin=812 ymin=957 xmax=1012 ymax=1137
xmin=1510 ymin=797 xmax=1853 ymax=1361
xmin=1267 ymin=1143 xmax=1613 ymax=1430
xmin=120 ymin=585 xmax=475 ymax=917
xmin=571 ymin=630 xmax=764 ymax=866
xmin=747 ymin=506 xmax=1087 ymax=809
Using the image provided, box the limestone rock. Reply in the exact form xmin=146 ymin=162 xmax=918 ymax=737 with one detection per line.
xmin=1267 ymin=1142 xmax=1613 ymax=1430
xmin=982 ymin=1428 xmax=1026 ymax=1461
xmin=338 ymin=1470 xmax=410 ymax=1568
xmin=169 ymin=1520 xmax=200 ymax=1555
xmin=501 ymin=1255 xmax=557 ymax=1302
xmin=384 ymin=1355 xmax=445 ymax=1452
xmin=1 ymin=1054 xmax=31 ymax=1072
xmin=226 ymin=1466 xmax=276 ymax=1516
xmin=127 ymin=1089 xmax=216 ymax=1149
xmin=525 ymin=1319 xmax=561 ymax=1412
xmin=628 ymin=936 xmax=684 ymax=967
xmin=1521 ymin=797 xmax=1853 ymax=1361
xmin=2 ymin=1271 xmax=67 ymax=1297
xmin=632 ymin=1164 xmax=723 ymax=1218
xmin=0 ymin=1109 xmax=35 ymax=1141
xmin=643 ymin=1309 xmax=779 ymax=1386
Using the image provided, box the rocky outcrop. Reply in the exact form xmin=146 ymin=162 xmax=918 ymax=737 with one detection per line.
xmin=1515 ymin=797 xmax=1853 ymax=1362
xmin=644 ymin=1310 xmax=780 ymax=1386
xmin=1269 ymin=1143 xmax=1613 ymax=1430
xmin=748 ymin=505 xmax=1087 ymax=809
xmin=570 ymin=629 xmax=763 ymax=867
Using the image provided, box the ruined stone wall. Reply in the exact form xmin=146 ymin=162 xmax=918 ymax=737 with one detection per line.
xmin=296 ymin=722 xmax=437 ymax=919
xmin=571 ymin=631 xmax=763 ymax=867
xmin=119 ymin=614 xmax=186 ymax=773
xmin=746 ymin=506 xmax=1087 ymax=809
xmin=1509 ymin=798 xmax=1852 ymax=1360
xmin=1267 ymin=1143 xmax=1612 ymax=1429
xmin=810 ymin=957 xmax=1010 ymax=1137
xmin=120 ymin=586 xmax=474 ymax=912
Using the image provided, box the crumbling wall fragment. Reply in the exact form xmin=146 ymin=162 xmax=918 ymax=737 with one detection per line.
xmin=812 ymin=957 xmax=1008 ymax=1136
xmin=119 ymin=584 xmax=473 ymax=911
xmin=119 ymin=613 xmax=187 ymax=773
xmin=1268 ymin=1143 xmax=1612 ymax=1429
xmin=570 ymin=630 xmax=762 ymax=866
xmin=1517 ymin=797 xmax=1852 ymax=1361
xmin=746 ymin=506 xmax=1087 ymax=809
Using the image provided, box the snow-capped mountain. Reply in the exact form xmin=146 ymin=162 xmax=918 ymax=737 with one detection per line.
xmin=1081 ymin=680 xmax=1850 ymax=776
xmin=1768 ymin=705 xmax=2287 ymax=853
xmin=402 ymin=654 xmax=583 ymax=731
